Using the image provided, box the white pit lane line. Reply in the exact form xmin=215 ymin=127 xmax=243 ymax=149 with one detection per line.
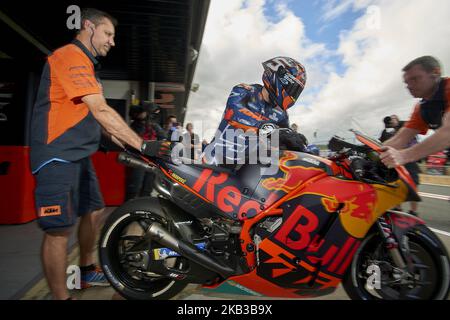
xmin=418 ymin=192 xmax=450 ymax=201
xmin=417 ymin=191 xmax=450 ymax=237
xmin=429 ymin=228 xmax=450 ymax=238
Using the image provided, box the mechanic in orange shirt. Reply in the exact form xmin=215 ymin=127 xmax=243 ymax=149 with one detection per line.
xmin=30 ymin=8 xmax=168 ymax=300
xmin=381 ymin=56 xmax=450 ymax=168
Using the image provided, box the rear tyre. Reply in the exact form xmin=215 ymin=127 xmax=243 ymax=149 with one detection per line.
xmin=99 ymin=201 xmax=188 ymax=300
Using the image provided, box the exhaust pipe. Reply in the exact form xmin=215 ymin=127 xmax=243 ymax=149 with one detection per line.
xmin=147 ymin=223 xmax=235 ymax=278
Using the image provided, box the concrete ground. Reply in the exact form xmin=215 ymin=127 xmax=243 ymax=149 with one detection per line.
xmin=19 ymin=232 xmax=450 ymax=300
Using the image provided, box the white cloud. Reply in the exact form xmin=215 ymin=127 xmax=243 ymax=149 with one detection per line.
xmin=320 ymin=0 xmax=374 ymax=22
xmin=185 ymin=0 xmax=334 ymax=140
xmin=321 ymin=0 xmax=354 ymax=22
xmin=186 ymin=0 xmax=450 ymax=146
xmin=296 ymin=0 xmax=450 ymax=143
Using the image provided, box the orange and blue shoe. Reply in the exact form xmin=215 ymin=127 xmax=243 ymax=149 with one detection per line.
xmin=80 ymin=265 xmax=110 ymax=289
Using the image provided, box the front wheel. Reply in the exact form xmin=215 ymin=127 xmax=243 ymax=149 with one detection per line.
xmin=343 ymin=225 xmax=450 ymax=300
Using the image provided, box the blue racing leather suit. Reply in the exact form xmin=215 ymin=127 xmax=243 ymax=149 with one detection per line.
xmin=203 ymin=83 xmax=290 ymax=165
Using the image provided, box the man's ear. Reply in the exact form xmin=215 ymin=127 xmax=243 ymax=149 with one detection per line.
xmin=432 ymin=67 xmax=441 ymax=79
xmin=82 ymin=19 xmax=95 ymax=32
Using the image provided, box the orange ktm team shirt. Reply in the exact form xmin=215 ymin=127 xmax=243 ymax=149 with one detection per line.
xmin=405 ymin=78 xmax=450 ymax=135
xmin=30 ymin=39 xmax=103 ymax=173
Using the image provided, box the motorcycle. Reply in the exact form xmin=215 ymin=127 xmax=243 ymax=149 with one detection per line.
xmin=99 ymin=129 xmax=450 ymax=300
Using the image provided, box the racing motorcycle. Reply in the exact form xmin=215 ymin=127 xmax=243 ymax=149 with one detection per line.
xmin=99 ymin=129 xmax=450 ymax=300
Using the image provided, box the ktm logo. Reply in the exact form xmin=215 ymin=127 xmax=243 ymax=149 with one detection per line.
xmin=40 ymin=205 xmax=62 ymax=217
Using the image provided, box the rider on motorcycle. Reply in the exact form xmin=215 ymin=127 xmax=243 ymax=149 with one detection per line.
xmin=141 ymin=56 xmax=308 ymax=164
xmin=202 ymin=56 xmax=308 ymax=165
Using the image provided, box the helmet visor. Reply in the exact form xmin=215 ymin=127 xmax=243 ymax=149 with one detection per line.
xmin=277 ymin=67 xmax=304 ymax=101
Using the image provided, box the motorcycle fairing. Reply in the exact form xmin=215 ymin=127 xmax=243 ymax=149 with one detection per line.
xmin=251 ymin=151 xmax=334 ymax=207
xmin=159 ymin=162 xmax=264 ymax=220
xmin=158 ymin=150 xmax=337 ymax=221
xmin=353 ymin=130 xmax=420 ymax=201
xmin=228 ymin=175 xmax=411 ymax=297
xmin=152 ymin=133 xmax=422 ymax=297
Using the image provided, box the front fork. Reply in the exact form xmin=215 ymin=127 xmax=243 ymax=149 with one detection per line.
xmin=376 ymin=214 xmax=411 ymax=271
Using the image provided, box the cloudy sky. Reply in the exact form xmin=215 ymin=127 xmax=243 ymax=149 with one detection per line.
xmin=185 ymin=0 xmax=450 ymax=144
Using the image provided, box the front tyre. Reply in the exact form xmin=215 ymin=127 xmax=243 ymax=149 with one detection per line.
xmin=343 ymin=225 xmax=450 ymax=300
xmin=99 ymin=201 xmax=188 ymax=300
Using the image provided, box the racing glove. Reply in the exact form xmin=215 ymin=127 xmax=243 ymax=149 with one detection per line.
xmin=141 ymin=140 xmax=172 ymax=159
xmin=279 ymin=129 xmax=308 ymax=152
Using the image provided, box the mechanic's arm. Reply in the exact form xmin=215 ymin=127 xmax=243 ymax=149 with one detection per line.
xmin=383 ymin=127 xmax=420 ymax=149
xmin=381 ymin=112 xmax=450 ymax=166
xmin=101 ymin=127 xmax=126 ymax=149
xmin=401 ymin=112 xmax=450 ymax=163
xmin=82 ymin=94 xmax=143 ymax=150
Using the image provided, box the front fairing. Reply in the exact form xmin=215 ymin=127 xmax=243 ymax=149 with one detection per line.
xmin=352 ymin=130 xmax=421 ymax=203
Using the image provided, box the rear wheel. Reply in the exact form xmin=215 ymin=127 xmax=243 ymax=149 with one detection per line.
xmin=343 ymin=225 xmax=450 ymax=300
xmin=99 ymin=203 xmax=188 ymax=300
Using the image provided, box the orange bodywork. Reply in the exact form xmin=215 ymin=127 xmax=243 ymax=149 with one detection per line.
xmin=222 ymin=152 xmax=408 ymax=297
xmin=148 ymin=147 xmax=408 ymax=298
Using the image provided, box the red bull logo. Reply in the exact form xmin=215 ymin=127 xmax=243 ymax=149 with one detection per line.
xmin=295 ymin=176 xmax=378 ymax=239
xmin=338 ymin=190 xmax=376 ymax=238
xmin=322 ymin=196 xmax=340 ymax=213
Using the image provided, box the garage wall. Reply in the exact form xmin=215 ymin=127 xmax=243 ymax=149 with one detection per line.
xmin=102 ymin=80 xmax=140 ymax=100
xmin=101 ymin=80 xmax=140 ymax=123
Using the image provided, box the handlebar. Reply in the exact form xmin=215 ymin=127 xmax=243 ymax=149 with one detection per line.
xmin=117 ymin=152 xmax=155 ymax=172
xmin=327 ymin=135 xmax=399 ymax=187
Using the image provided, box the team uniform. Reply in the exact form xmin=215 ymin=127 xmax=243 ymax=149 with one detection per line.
xmin=405 ymin=77 xmax=450 ymax=133
xmin=30 ymin=39 xmax=104 ymax=232
xmin=203 ymin=57 xmax=307 ymax=165
xmin=204 ymin=83 xmax=290 ymax=165
xmin=403 ymin=77 xmax=450 ymax=185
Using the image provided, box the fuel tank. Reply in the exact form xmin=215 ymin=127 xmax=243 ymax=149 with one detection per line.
xmin=160 ymin=151 xmax=334 ymax=220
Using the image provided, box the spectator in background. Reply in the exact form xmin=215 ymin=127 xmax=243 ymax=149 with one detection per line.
xmin=164 ymin=114 xmax=181 ymax=140
xmin=145 ymin=102 xmax=166 ymax=140
xmin=291 ymin=123 xmax=298 ymax=132
xmin=380 ymin=115 xmax=400 ymax=142
xmin=125 ymin=103 xmax=165 ymax=200
xmin=183 ymin=123 xmax=201 ymax=160
xmin=380 ymin=114 xmax=421 ymax=216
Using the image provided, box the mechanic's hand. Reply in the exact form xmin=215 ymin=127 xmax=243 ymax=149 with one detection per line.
xmin=141 ymin=140 xmax=171 ymax=159
xmin=380 ymin=146 xmax=406 ymax=168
